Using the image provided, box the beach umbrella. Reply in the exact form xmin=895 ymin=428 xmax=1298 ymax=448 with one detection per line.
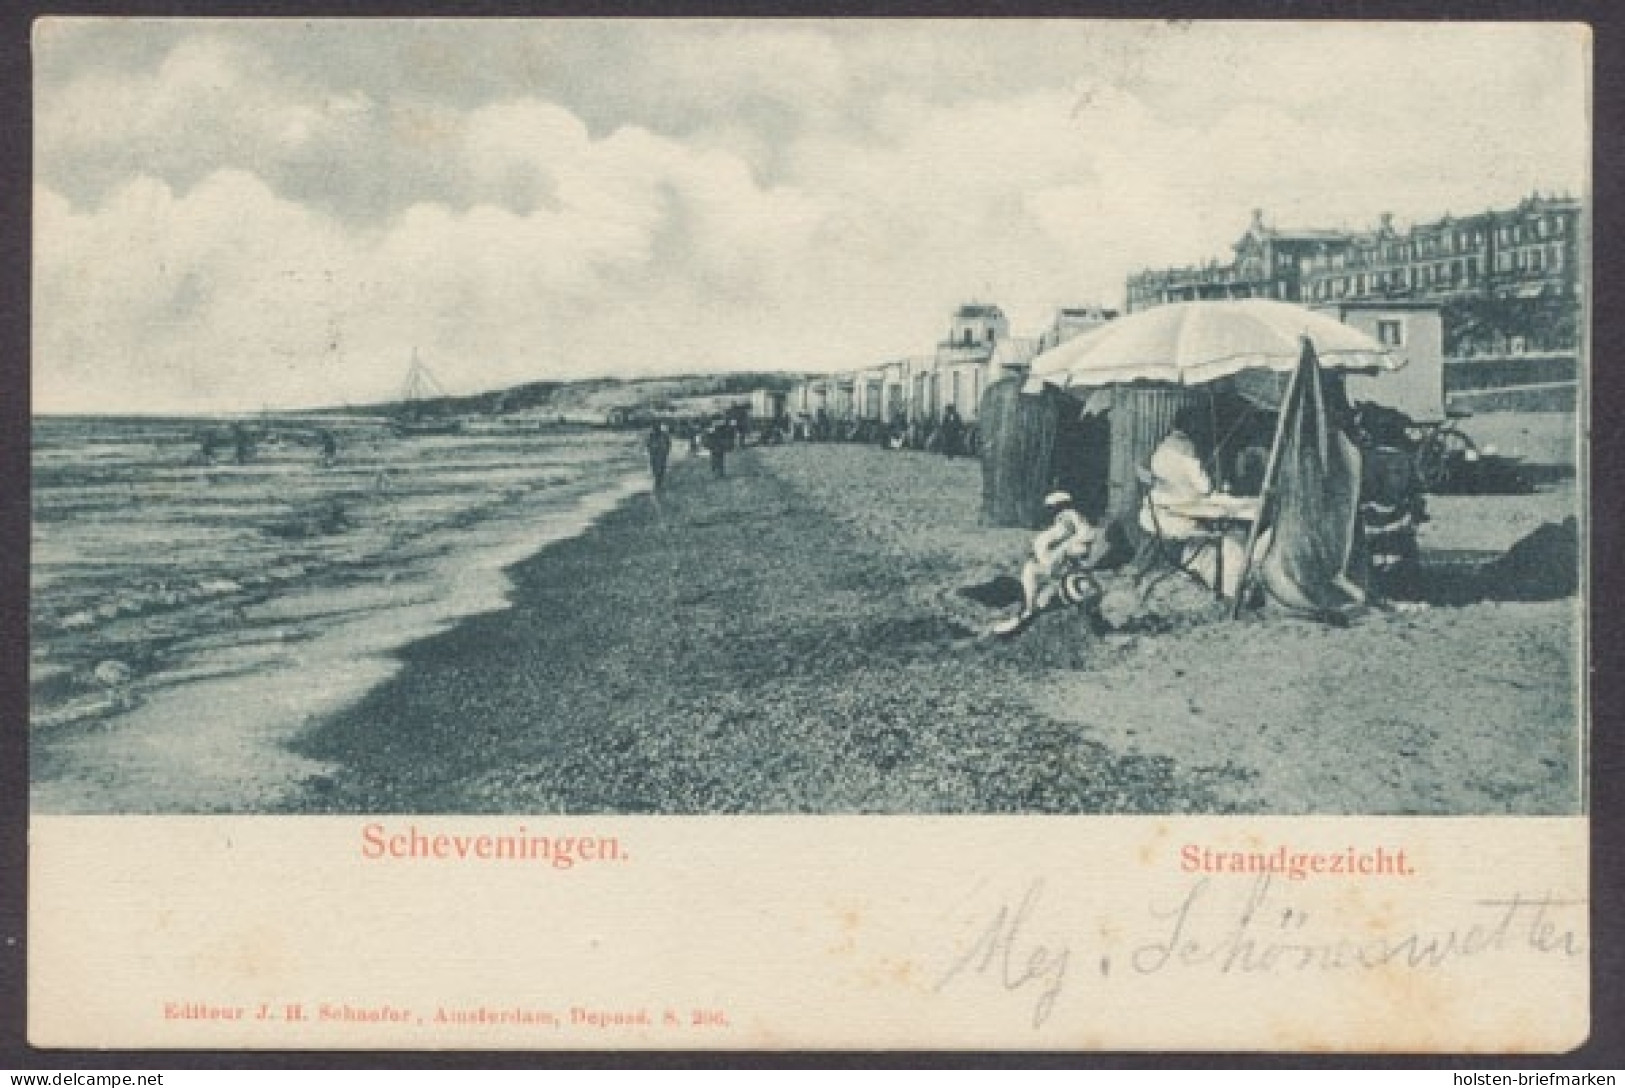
xmin=1026 ymin=299 xmax=1403 ymax=391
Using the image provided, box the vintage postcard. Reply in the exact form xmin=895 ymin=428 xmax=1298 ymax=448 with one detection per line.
xmin=27 ymin=18 xmax=1590 ymax=1052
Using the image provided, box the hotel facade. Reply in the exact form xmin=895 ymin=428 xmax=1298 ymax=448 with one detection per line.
xmin=1125 ymin=194 xmax=1583 ymax=356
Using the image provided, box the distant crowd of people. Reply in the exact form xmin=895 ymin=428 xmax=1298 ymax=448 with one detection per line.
xmin=784 ymin=405 xmax=975 ymax=458
xmin=640 ymin=403 xmax=978 ymax=490
xmin=191 ymin=424 xmax=339 ymax=467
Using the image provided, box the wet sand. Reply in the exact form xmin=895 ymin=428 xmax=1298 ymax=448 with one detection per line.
xmin=282 ymin=433 xmax=1582 ymax=816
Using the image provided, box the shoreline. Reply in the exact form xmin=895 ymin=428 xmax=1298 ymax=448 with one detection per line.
xmin=29 ymin=454 xmax=649 ymax=814
xmin=275 ymin=439 xmax=1580 ymax=816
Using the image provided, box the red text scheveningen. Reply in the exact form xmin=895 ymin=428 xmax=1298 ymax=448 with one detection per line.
xmin=360 ymin=823 xmax=624 ymax=868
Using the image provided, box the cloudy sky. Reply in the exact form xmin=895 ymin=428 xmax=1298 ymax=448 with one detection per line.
xmin=33 ymin=19 xmax=1589 ymax=413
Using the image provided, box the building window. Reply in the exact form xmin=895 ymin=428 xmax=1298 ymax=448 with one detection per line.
xmin=1377 ymin=319 xmax=1404 ymax=347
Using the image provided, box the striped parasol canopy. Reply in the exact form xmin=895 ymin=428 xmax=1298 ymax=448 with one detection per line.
xmin=1025 ymin=299 xmax=1405 ymax=391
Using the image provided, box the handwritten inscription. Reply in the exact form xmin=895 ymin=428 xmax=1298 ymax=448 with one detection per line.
xmin=934 ymin=879 xmax=1070 ymax=1028
xmin=936 ymin=876 xmax=1584 ymax=1030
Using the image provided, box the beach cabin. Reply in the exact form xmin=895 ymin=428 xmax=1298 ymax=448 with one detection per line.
xmin=748 ymin=388 xmax=787 ymax=422
xmin=939 ymin=361 xmax=988 ymax=421
xmin=808 ymin=377 xmax=835 ymax=417
xmin=880 ymin=360 xmax=910 ymax=423
xmin=893 ymin=356 xmax=931 ymax=423
xmin=830 ymin=374 xmax=857 ymax=421
xmin=911 ymin=362 xmax=939 ymax=422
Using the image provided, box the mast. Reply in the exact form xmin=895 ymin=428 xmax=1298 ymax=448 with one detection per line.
xmin=401 ymin=348 xmax=447 ymax=408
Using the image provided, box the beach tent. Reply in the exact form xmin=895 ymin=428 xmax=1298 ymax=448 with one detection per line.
xmin=1012 ymin=300 xmax=1403 ymax=611
xmin=980 ymin=377 xmax=1072 ymax=529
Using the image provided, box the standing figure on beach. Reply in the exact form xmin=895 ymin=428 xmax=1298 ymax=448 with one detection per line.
xmin=703 ymin=422 xmax=729 ymax=478
xmin=939 ymin=404 xmax=965 ymax=458
xmin=316 ymin=428 xmax=339 ymax=468
xmin=230 ymin=423 xmax=255 ymax=465
xmin=993 ymin=490 xmax=1106 ymax=636
xmin=646 ymin=423 xmax=673 ymax=490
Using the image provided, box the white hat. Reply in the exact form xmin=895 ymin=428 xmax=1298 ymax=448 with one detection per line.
xmin=1043 ymin=490 xmax=1072 ymax=507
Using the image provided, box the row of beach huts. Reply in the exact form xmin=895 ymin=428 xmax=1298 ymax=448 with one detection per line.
xmin=776 ymin=302 xmax=1119 ymax=431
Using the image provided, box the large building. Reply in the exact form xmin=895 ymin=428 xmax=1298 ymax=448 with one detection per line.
xmin=1125 ymin=194 xmax=1583 ymax=355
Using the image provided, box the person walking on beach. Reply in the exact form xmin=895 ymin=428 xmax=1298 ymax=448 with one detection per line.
xmin=230 ymin=422 xmax=255 ymax=465
xmin=195 ymin=428 xmax=221 ymax=464
xmin=316 ymin=428 xmax=339 ymax=468
xmin=646 ymin=423 xmax=673 ymax=490
xmin=939 ymin=404 xmax=966 ymax=458
xmin=703 ymin=422 xmax=729 ymax=478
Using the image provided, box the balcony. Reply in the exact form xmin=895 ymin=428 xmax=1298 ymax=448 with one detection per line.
xmin=935 ymin=342 xmax=996 ymax=365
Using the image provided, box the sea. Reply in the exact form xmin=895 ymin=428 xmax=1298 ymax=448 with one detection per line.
xmin=30 ymin=414 xmax=649 ymax=812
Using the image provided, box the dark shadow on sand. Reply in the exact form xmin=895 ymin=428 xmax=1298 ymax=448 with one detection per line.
xmin=1380 ymin=517 xmax=1579 ymax=606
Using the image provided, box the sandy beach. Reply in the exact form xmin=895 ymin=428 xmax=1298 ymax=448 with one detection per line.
xmin=283 ymin=419 xmax=1582 ymax=816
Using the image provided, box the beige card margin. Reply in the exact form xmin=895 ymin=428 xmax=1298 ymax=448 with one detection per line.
xmin=29 ymin=815 xmax=1588 ymax=1052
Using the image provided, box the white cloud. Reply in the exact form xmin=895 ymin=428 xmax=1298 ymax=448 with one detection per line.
xmin=33 ymin=97 xmax=845 ymax=412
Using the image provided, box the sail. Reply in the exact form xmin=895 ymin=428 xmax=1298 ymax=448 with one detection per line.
xmin=390 ymin=350 xmax=463 ymax=435
xmin=401 ymin=349 xmax=448 ymax=404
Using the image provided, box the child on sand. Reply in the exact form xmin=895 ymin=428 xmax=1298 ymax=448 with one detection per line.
xmin=993 ymin=490 xmax=1106 ymax=636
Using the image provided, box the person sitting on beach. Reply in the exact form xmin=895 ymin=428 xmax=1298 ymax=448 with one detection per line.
xmin=1139 ymin=409 xmax=1268 ymax=599
xmin=1140 ymin=408 xmax=1214 ymax=541
xmin=992 ymin=490 xmax=1106 ymax=636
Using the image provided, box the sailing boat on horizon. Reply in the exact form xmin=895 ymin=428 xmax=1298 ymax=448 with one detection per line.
xmin=390 ymin=348 xmax=464 ymax=437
